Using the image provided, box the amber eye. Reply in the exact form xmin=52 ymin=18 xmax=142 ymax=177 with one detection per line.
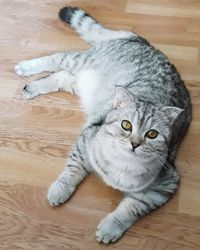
xmin=145 ymin=130 xmax=159 ymax=139
xmin=121 ymin=120 xmax=132 ymax=131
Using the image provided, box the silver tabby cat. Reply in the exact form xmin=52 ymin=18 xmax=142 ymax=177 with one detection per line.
xmin=15 ymin=7 xmax=192 ymax=244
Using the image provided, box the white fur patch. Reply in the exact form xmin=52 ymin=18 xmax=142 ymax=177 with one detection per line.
xmin=77 ymin=69 xmax=100 ymax=114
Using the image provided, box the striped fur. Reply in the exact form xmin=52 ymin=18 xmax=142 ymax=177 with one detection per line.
xmin=15 ymin=7 xmax=192 ymax=244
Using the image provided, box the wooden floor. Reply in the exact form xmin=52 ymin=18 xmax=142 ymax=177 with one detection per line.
xmin=0 ymin=0 xmax=200 ymax=249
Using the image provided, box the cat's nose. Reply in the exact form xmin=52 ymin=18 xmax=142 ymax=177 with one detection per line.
xmin=131 ymin=142 xmax=140 ymax=150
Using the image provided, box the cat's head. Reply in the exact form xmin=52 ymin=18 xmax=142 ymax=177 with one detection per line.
xmin=103 ymin=87 xmax=183 ymax=162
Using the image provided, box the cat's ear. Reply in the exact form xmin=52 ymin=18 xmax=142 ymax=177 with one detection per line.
xmin=161 ymin=106 xmax=184 ymax=125
xmin=113 ymin=87 xmax=136 ymax=109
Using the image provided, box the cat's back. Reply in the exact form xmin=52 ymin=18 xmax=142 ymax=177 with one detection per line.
xmin=87 ymin=37 xmax=191 ymax=108
xmin=77 ymin=36 xmax=191 ymax=122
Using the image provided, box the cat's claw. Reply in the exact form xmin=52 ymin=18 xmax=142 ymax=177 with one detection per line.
xmin=47 ymin=180 xmax=72 ymax=206
xmin=96 ymin=216 xmax=123 ymax=244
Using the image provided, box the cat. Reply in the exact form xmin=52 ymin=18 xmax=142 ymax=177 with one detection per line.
xmin=15 ymin=7 xmax=192 ymax=244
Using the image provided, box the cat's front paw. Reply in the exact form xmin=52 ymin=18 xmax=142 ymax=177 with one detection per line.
xmin=96 ymin=215 xmax=124 ymax=244
xmin=47 ymin=180 xmax=73 ymax=206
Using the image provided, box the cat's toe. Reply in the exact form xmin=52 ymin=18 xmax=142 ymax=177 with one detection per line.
xmin=47 ymin=180 xmax=71 ymax=206
xmin=96 ymin=230 xmax=114 ymax=244
xmin=15 ymin=64 xmax=24 ymax=76
xmin=96 ymin=216 xmax=123 ymax=244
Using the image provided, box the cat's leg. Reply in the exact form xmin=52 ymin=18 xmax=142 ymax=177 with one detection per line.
xmin=47 ymin=129 xmax=92 ymax=206
xmin=15 ymin=51 xmax=83 ymax=76
xmin=96 ymin=167 xmax=180 ymax=244
xmin=22 ymin=71 xmax=77 ymax=99
xmin=59 ymin=7 xmax=136 ymax=44
xmin=15 ymin=53 xmax=66 ymax=76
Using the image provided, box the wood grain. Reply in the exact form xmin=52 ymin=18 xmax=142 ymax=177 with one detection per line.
xmin=0 ymin=0 xmax=200 ymax=249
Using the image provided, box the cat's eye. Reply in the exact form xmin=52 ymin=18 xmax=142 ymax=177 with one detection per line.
xmin=145 ymin=130 xmax=159 ymax=139
xmin=121 ymin=120 xmax=132 ymax=131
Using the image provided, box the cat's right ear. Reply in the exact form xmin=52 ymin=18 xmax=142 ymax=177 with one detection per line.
xmin=113 ymin=87 xmax=136 ymax=109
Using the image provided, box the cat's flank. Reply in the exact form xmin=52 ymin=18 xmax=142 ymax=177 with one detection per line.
xmin=15 ymin=7 xmax=192 ymax=244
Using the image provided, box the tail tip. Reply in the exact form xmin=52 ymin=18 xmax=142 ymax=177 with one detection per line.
xmin=59 ymin=7 xmax=79 ymax=23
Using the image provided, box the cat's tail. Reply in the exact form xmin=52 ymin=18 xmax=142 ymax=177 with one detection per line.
xmin=59 ymin=7 xmax=135 ymax=45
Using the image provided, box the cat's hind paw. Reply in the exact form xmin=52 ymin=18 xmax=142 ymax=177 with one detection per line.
xmin=15 ymin=59 xmax=40 ymax=76
xmin=22 ymin=83 xmax=39 ymax=99
xmin=15 ymin=61 xmax=32 ymax=76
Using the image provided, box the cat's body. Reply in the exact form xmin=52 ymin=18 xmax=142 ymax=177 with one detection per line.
xmin=15 ymin=7 xmax=191 ymax=244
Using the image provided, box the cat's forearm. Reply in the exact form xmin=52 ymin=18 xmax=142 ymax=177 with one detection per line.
xmin=47 ymin=128 xmax=94 ymax=206
xmin=96 ymin=192 xmax=170 ymax=244
xmin=96 ymin=166 xmax=180 ymax=244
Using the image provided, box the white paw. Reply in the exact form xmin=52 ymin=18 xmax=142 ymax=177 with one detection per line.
xmin=96 ymin=215 xmax=124 ymax=244
xmin=22 ymin=83 xmax=40 ymax=99
xmin=15 ymin=64 xmax=24 ymax=76
xmin=15 ymin=60 xmax=38 ymax=76
xmin=47 ymin=180 xmax=73 ymax=206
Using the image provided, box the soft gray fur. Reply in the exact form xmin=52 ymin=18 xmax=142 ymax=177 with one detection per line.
xmin=15 ymin=7 xmax=192 ymax=244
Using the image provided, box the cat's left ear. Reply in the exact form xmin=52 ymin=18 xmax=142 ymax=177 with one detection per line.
xmin=161 ymin=106 xmax=184 ymax=124
xmin=113 ymin=87 xmax=136 ymax=109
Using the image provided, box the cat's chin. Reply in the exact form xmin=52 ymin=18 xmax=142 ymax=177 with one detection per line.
xmin=131 ymin=148 xmax=141 ymax=156
xmin=132 ymin=148 xmax=158 ymax=162
xmin=129 ymin=148 xmax=147 ymax=160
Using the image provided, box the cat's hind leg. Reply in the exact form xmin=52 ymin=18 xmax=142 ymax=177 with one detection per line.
xmin=15 ymin=51 xmax=84 ymax=77
xmin=18 ymin=51 xmax=88 ymax=99
xmin=15 ymin=53 xmax=66 ymax=76
xmin=22 ymin=71 xmax=77 ymax=99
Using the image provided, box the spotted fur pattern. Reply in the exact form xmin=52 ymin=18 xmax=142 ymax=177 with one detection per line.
xmin=15 ymin=7 xmax=192 ymax=244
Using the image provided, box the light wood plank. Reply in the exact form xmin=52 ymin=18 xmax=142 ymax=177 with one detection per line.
xmin=126 ymin=0 xmax=200 ymax=18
